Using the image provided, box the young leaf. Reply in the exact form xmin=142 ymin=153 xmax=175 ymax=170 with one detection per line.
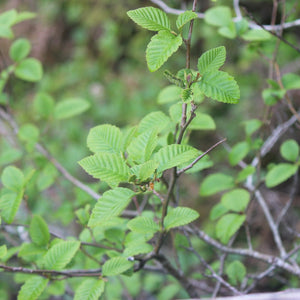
xmin=221 ymin=189 xmax=250 ymax=212
xmin=54 ymin=98 xmax=90 ymax=120
xmin=176 ymin=11 xmax=198 ymax=30
xmin=42 ymin=240 xmax=80 ymax=270
xmin=29 ymin=215 xmax=50 ymax=247
xmin=164 ymin=207 xmax=199 ymax=230
xmin=1 ymin=166 xmax=24 ymax=191
xmin=102 ymin=256 xmax=134 ymax=276
xmin=197 ymin=46 xmax=226 ymax=74
xmin=0 ymin=190 xmax=24 ymax=224
xmin=280 ymin=139 xmax=299 ymax=162
xmin=154 ymin=144 xmax=199 ymax=174
xmin=265 ymin=163 xmax=298 ymax=188
xmin=127 ymin=216 xmax=159 ymax=234
xmin=74 ymin=279 xmax=105 ymax=300
xmin=157 ymin=85 xmax=182 ymax=104
xmin=163 ymin=70 xmax=185 ymax=88
xmin=226 ymin=261 xmax=246 ymax=285
xmin=204 ymin=6 xmax=232 ymax=27
xmin=138 ymin=111 xmax=170 ymax=134
xmin=127 ymin=7 xmax=170 ymax=31
xmin=198 ymin=71 xmax=240 ymax=104
xmin=130 ymin=160 xmax=158 ymax=182
xmin=87 ymin=124 xmax=122 ymax=154
xmin=88 ymin=187 xmax=135 ymax=227
xmin=15 ymin=58 xmax=43 ymax=82
xmin=146 ymin=31 xmax=182 ymax=72
xmin=216 ymin=213 xmax=245 ymax=244
xmin=200 ymin=173 xmax=235 ymax=196
xmin=79 ymin=153 xmax=130 ymax=188
xmin=228 ymin=141 xmax=250 ymax=166
xmin=17 ymin=276 xmax=48 ymax=300
xmin=9 ymin=38 xmax=31 ymax=62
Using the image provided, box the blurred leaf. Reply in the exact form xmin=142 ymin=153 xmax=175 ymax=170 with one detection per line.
xmin=74 ymin=279 xmax=105 ymax=300
xmin=1 ymin=166 xmax=24 ymax=191
xmin=0 ymin=190 xmax=23 ymax=224
xmin=102 ymin=256 xmax=134 ymax=276
xmin=221 ymin=189 xmax=250 ymax=212
xmin=189 ymin=113 xmax=216 ymax=130
xmin=0 ymin=245 xmax=7 ymax=259
xmin=54 ymin=98 xmax=90 ymax=120
xmin=204 ymin=6 xmax=232 ymax=27
xmin=244 ymin=119 xmax=262 ymax=136
xmin=9 ymin=38 xmax=31 ymax=62
xmin=15 ymin=58 xmax=43 ymax=82
xmin=29 ymin=215 xmax=50 ymax=247
xmin=265 ymin=163 xmax=298 ymax=188
xmin=18 ymin=124 xmax=39 ymax=144
xmin=228 ymin=141 xmax=249 ymax=166
xmin=33 ymin=93 xmax=54 ymax=119
xmin=157 ymin=85 xmax=182 ymax=104
xmin=226 ymin=261 xmax=246 ymax=285
xmin=242 ymin=29 xmax=271 ymax=41
xmin=0 ymin=10 xmax=17 ymax=26
xmin=17 ymin=276 xmax=48 ymax=300
xmin=280 ymin=139 xmax=299 ymax=162
xmin=236 ymin=166 xmax=255 ymax=183
xmin=200 ymin=173 xmax=235 ymax=196
xmin=210 ymin=203 xmax=229 ymax=221
xmin=282 ymin=73 xmax=300 ymax=90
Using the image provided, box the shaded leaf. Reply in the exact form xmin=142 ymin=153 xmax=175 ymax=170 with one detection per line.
xmin=54 ymin=98 xmax=90 ymax=120
xmin=204 ymin=6 xmax=232 ymax=27
xmin=210 ymin=203 xmax=229 ymax=221
xmin=9 ymin=38 xmax=31 ymax=62
xmin=127 ymin=216 xmax=159 ymax=234
xmin=228 ymin=141 xmax=250 ymax=166
xmin=17 ymin=276 xmax=48 ymax=300
xmin=226 ymin=261 xmax=246 ymax=285
xmin=280 ymin=139 xmax=299 ymax=162
xmin=15 ymin=58 xmax=43 ymax=82
xmin=29 ymin=215 xmax=50 ymax=247
xmin=200 ymin=173 xmax=235 ymax=196
xmin=1 ymin=166 xmax=24 ymax=191
xmin=74 ymin=279 xmax=105 ymax=300
xmin=221 ymin=189 xmax=250 ymax=212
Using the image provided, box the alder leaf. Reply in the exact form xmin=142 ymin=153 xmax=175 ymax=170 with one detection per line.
xmin=127 ymin=216 xmax=159 ymax=234
xmin=176 ymin=11 xmax=198 ymax=30
xmin=74 ymin=279 xmax=105 ymax=300
xmin=164 ymin=207 xmax=199 ymax=230
xmin=265 ymin=163 xmax=298 ymax=188
xmin=29 ymin=215 xmax=50 ymax=247
xmin=197 ymin=46 xmax=226 ymax=74
xmin=102 ymin=256 xmax=134 ymax=276
xmin=17 ymin=276 xmax=48 ymax=300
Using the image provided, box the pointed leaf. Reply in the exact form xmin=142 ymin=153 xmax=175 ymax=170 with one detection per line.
xmin=164 ymin=207 xmax=199 ymax=230
xmin=204 ymin=6 xmax=232 ymax=27
xmin=146 ymin=31 xmax=182 ymax=72
xmin=102 ymin=256 xmax=134 ymax=276
xmin=9 ymin=38 xmax=31 ymax=62
xmin=138 ymin=111 xmax=170 ymax=134
xmin=29 ymin=215 xmax=50 ymax=247
xmin=127 ymin=216 xmax=159 ymax=234
xmin=87 ymin=124 xmax=122 ymax=154
xmin=189 ymin=113 xmax=216 ymax=130
xmin=0 ymin=190 xmax=24 ymax=224
xmin=244 ymin=119 xmax=262 ymax=136
xmin=74 ymin=279 xmax=105 ymax=300
xmin=15 ymin=58 xmax=43 ymax=82
xmin=154 ymin=145 xmax=198 ymax=173
xmin=158 ymin=85 xmax=182 ymax=104
xmin=265 ymin=163 xmax=298 ymax=188
xmin=88 ymin=188 xmax=135 ymax=227
xmin=1 ymin=166 xmax=24 ymax=191
xmin=54 ymin=98 xmax=90 ymax=120
xmin=130 ymin=160 xmax=158 ymax=182
xmin=198 ymin=71 xmax=240 ymax=104
xmin=197 ymin=46 xmax=226 ymax=74
xmin=226 ymin=261 xmax=246 ymax=285
xmin=124 ymin=242 xmax=153 ymax=257
xmin=79 ymin=153 xmax=130 ymax=187
xmin=221 ymin=189 xmax=250 ymax=212
xmin=176 ymin=11 xmax=198 ymax=30
xmin=280 ymin=139 xmax=299 ymax=162
xmin=200 ymin=173 xmax=235 ymax=196
xmin=228 ymin=141 xmax=250 ymax=166
xmin=17 ymin=276 xmax=48 ymax=300
xmin=127 ymin=7 xmax=170 ymax=31
xmin=43 ymin=241 xmax=80 ymax=270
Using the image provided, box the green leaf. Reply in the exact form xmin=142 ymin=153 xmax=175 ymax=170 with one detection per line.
xmin=18 ymin=243 xmax=46 ymax=263
xmin=1 ymin=166 xmax=24 ymax=191
xmin=124 ymin=242 xmax=153 ymax=257
xmin=282 ymin=73 xmax=300 ymax=90
xmin=244 ymin=119 xmax=262 ymax=136
xmin=0 ymin=190 xmax=23 ymax=223
xmin=204 ymin=6 xmax=232 ymax=27
xmin=0 ymin=245 xmax=7 ymax=259
xmin=74 ymin=279 xmax=105 ymax=300
xmin=127 ymin=7 xmax=170 ymax=31
xmin=210 ymin=203 xmax=229 ymax=221
xmin=88 ymin=188 xmax=135 ymax=227
xmin=226 ymin=261 xmax=246 ymax=285
xmin=218 ymin=24 xmax=236 ymax=39
xmin=127 ymin=129 xmax=158 ymax=164
xmin=157 ymin=85 xmax=182 ymax=104
xmin=54 ymin=98 xmax=90 ymax=120
xmin=200 ymin=173 xmax=235 ymax=196
xmin=221 ymin=189 xmax=250 ymax=212
xmin=36 ymin=163 xmax=58 ymax=191
xmin=176 ymin=11 xmax=198 ymax=30
xmin=163 ymin=70 xmax=185 ymax=88
xmin=15 ymin=58 xmax=43 ymax=82
xmin=17 ymin=276 xmax=48 ymax=300
xmin=181 ymin=88 xmax=193 ymax=102
xmin=197 ymin=46 xmax=226 ymax=74
xmin=216 ymin=213 xmax=245 ymax=244
xmin=127 ymin=216 xmax=159 ymax=234
xmin=13 ymin=12 xmax=36 ymax=24
xmin=265 ymin=163 xmax=298 ymax=188
xmin=228 ymin=141 xmax=250 ymax=166
xmin=9 ymin=38 xmax=31 ymax=62
xmin=33 ymin=93 xmax=54 ymax=119
xmin=0 ymin=10 xmax=17 ymax=26
xmin=79 ymin=153 xmax=130 ymax=188
xmin=0 ymin=147 xmax=22 ymax=166
xmin=87 ymin=124 xmax=122 ymax=154
xmin=198 ymin=71 xmax=240 ymax=104
xmin=138 ymin=111 xmax=171 ymax=134
xmin=0 ymin=25 xmax=13 ymax=39
xmin=164 ymin=207 xmax=199 ymax=230
xmin=146 ymin=31 xmax=182 ymax=72
xmin=189 ymin=113 xmax=216 ymax=130
xmin=102 ymin=256 xmax=134 ymax=276
xmin=242 ymin=29 xmax=271 ymax=41
xmin=236 ymin=166 xmax=255 ymax=183
xmin=154 ymin=144 xmax=198 ymax=174
xmin=42 ymin=240 xmax=80 ymax=270
xmin=29 ymin=215 xmax=50 ymax=247
xmin=130 ymin=160 xmax=158 ymax=182
xmin=18 ymin=124 xmax=39 ymax=144
xmin=262 ymin=88 xmax=285 ymax=106
xmin=280 ymin=139 xmax=299 ymax=162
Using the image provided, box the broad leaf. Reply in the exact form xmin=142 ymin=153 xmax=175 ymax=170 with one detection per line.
xmin=88 ymin=188 xmax=135 ymax=227
xmin=200 ymin=173 xmax=235 ymax=196
xmin=198 ymin=71 xmax=240 ymax=104
xmin=280 ymin=139 xmax=299 ymax=162
xmin=204 ymin=6 xmax=232 ymax=27
xmin=216 ymin=213 xmax=245 ymax=244
xmin=0 ymin=245 xmax=7 ymax=259
xmin=17 ymin=276 xmax=48 ymax=300
xmin=127 ymin=216 xmax=159 ymax=234
xmin=0 ymin=190 xmax=24 ymax=224
xmin=164 ymin=207 xmax=199 ymax=230
xmin=54 ymin=98 xmax=90 ymax=120
xmin=242 ymin=29 xmax=271 ymax=41
xmin=138 ymin=111 xmax=170 ymax=134
xmin=15 ymin=58 xmax=43 ymax=82
xmin=265 ymin=163 xmax=298 ymax=188
xmin=33 ymin=93 xmax=54 ymax=119
xmin=43 ymin=240 xmax=80 ymax=270
xmin=210 ymin=203 xmax=229 ymax=221
xmin=124 ymin=242 xmax=153 ymax=257
xmin=9 ymin=38 xmax=31 ymax=62
xmin=18 ymin=243 xmax=46 ymax=263
xmin=189 ymin=113 xmax=216 ymax=130
xmin=244 ymin=119 xmax=262 ymax=136
xmin=74 ymin=279 xmax=105 ymax=300
xmin=282 ymin=73 xmax=300 ymax=90
xmin=226 ymin=261 xmax=246 ymax=285
xmin=79 ymin=153 xmax=130 ymax=187
xmin=1 ymin=166 xmax=24 ymax=191
xmin=154 ymin=144 xmax=198 ymax=174
xmin=176 ymin=11 xmax=198 ymax=30
xmin=102 ymin=256 xmax=134 ymax=276
xmin=157 ymin=85 xmax=182 ymax=104
xmin=130 ymin=160 xmax=158 ymax=182
xmin=29 ymin=215 xmax=50 ymax=247
xmin=0 ymin=9 xmax=17 ymax=26
xmin=197 ymin=46 xmax=226 ymax=74
xmin=228 ymin=141 xmax=250 ymax=166
xmin=236 ymin=166 xmax=255 ymax=183
xmin=18 ymin=124 xmax=39 ymax=144
xmin=221 ymin=189 xmax=250 ymax=212
xmin=87 ymin=124 xmax=122 ymax=154
xmin=146 ymin=31 xmax=182 ymax=72
xmin=127 ymin=7 xmax=170 ymax=31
